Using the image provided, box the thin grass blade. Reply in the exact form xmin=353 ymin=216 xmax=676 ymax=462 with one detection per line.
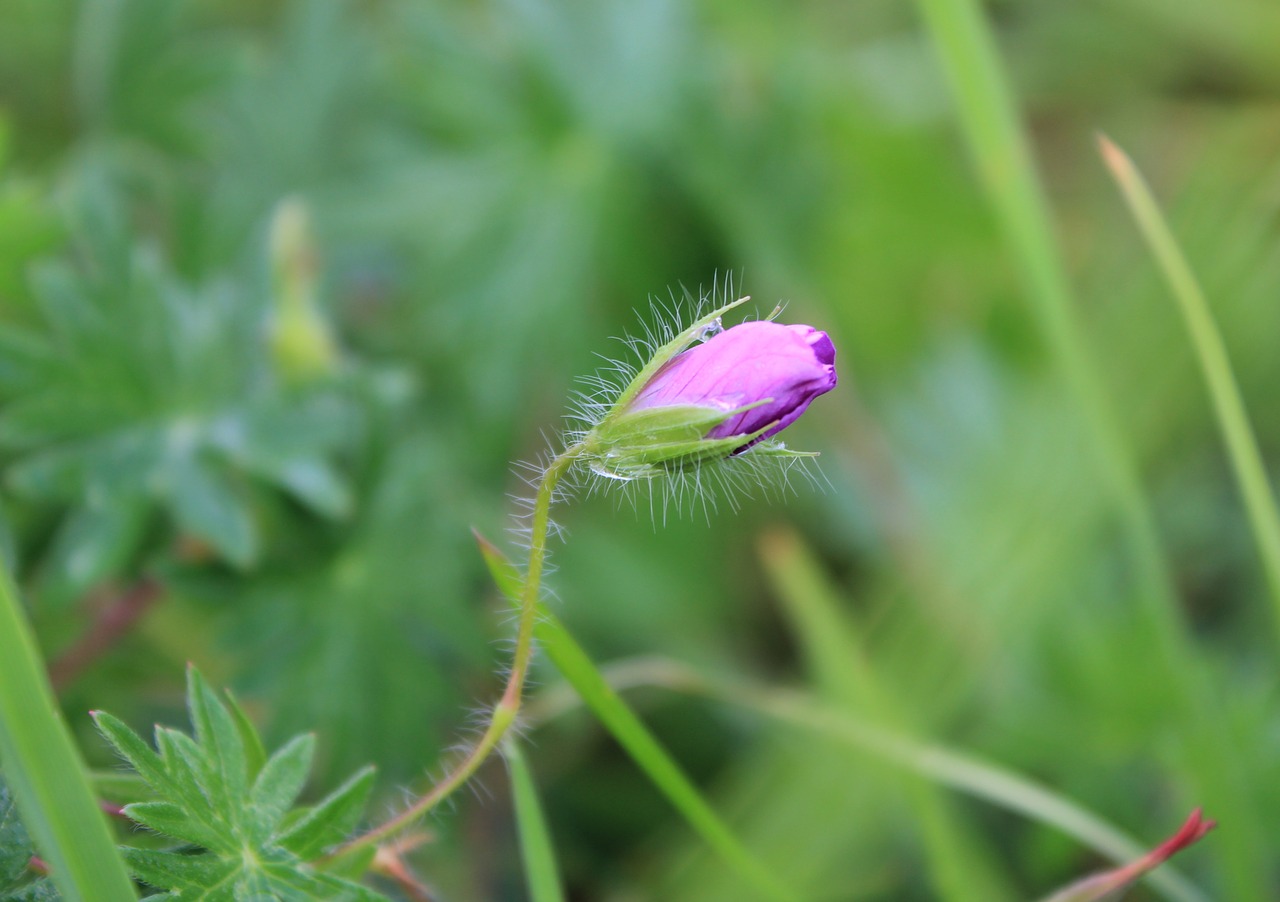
xmin=760 ymin=527 xmax=1013 ymax=902
xmin=911 ymin=1 xmax=1268 ymax=892
xmin=503 ymin=739 xmax=566 ymax=902
xmin=0 ymin=569 xmax=136 ymax=900
xmin=1100 ymin=135 xmax=1280 ymax=636
xmin=473 ymin=528 xmax=797 ymax=902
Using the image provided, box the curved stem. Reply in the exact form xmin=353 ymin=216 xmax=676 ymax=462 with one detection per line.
xmin=331 ymin=445 xmax=581 ymax=858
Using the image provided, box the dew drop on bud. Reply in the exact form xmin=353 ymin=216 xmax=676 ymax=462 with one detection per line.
xmin=698 ymin=317 xmax=724 ymax=342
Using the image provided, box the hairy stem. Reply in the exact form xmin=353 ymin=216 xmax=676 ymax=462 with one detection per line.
xmin=332 ymin=445 xmax=581 ymax=857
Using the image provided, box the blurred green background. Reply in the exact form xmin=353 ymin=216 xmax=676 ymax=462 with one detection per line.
xmin=2 ymin=0 xmax=1279 ymax=899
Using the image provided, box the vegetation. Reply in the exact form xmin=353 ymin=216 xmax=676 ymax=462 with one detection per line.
xmin=1 ymin=0 xmax=1277 ymax=899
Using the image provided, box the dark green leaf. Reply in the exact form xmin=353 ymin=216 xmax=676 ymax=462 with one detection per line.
xmin=249 ymin=734 xmax=315 ymax=835
xmin=0 ymin=879 xmax=60 ymax=901
xmin=264 ymin=458 xmax=353 ymax=519
xmin=38 ymin=491 xmax=147 ymax=606
xmin=276 ymin=766 xmax=376 ymax=859
xmin=0 ymin=776 xmax=36 ymax=888
xmin=186 ymin=666 xmax=249 ymax=806
xmin=123 ymin=848 xmax=236 ymax=895
xmin=123 ymin=801 xmax=221 ymax=850
xmin=94 ymin=668 xmax=383 ymax=897
xmin=168 ymin=453 xmax=257 ymax=568
xmin=92 ymin=711 xmax=175 ymax=798
xmin=222 ymin=690 xmax=268 ymax=783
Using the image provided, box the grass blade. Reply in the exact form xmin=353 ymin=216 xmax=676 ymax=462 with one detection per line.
xmin=1100 ymin=135 xmax=1280 ymax=635
xmin=532 ymin=658 xmax=1209 ymax=902
xmin=911 ymin=0 xmax=1269 ymax=893
xmin=910 ymin=0 xmax=1183 ymax=655
xmin=761 ymin=528 xmax=1013 ymax=902
xmin=534 ymin=615 xmax=797 ymax=902
xmin=503 ymin=740 xmax=566 ymax=902
xmin=745 ymin=689 xmax=1211 ymax=902
xmin=0 ymin=569 xmax=136 ymax=900
xmin=473 ymin=529 xmax=797 ymax=902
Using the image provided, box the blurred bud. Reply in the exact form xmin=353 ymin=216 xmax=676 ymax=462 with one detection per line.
xmin=268 ymin=197 xmax=337 ymax=383
xmin=583 ymin=315 xmax=837 ymax=480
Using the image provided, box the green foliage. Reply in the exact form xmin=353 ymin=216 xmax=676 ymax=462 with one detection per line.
xmin=2 ymin=0 xmax=1279 ymax=898
xmin=0 ymin=776 xmax=57 ymax=902
xmin=0 ymin=171 xmax=356 ymax=599
xmin=475 ymin=530 xmax=797 ymax=902
xmin=92 ymin=667 xmax=383 ymax=900
xmin=503 ymin=741 xmax=566 ymax=902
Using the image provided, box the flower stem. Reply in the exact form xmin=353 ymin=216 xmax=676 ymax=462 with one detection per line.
xmin=331 ymin=445 xmax=581 ymax=858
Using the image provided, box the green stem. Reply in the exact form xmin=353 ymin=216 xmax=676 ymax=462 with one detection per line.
xmin=0 ymin=572 xmax=137 ymax=900
xmin=333 ymin=445 xmax=581 ymax=856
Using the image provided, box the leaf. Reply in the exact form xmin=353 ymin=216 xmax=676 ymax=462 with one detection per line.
xmin=0 ymin=879 xmax=61 ymax=901
xmin=0 ymin=578 xmax=134 ymax=899
xmin=92 ymin=711 xmax=173 ymax=794
xmin=187 ymin=666 xmax=249 ymax=806
xmin=1101 ymin=135 xmax=1280 ymax=634
xmin=168 ymin=452 xmax=258 ymax=568
xmin=93 ymin=667 xmax=387 ymax=899
xmin=504 ymin=741 xmax=566 ymax=902
xmin=472 ymin=529 xmax=797 ymax=902
xmin=250 ymin=734 xmax=316 ymax=833
xmin=276 ymin=766 xmax=377 ymax=859
xmin=37 ymin=490 xmax=148 ymax=606
xmin=262 ymin=458 xmax=353 ymax=520
xmin=122 ymin=801 xmax=222 ymax=850
xmin=123 ymin=848 xmax=237 ymax=895
xmin=222 ymin=689 xmax=269 ymax=782
xmin=0 ymin=775 xmax=37 ymax=888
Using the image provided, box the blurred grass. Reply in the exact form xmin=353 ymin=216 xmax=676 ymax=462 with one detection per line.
xmin=1101 ymin=135 xmax=1280 ymax=631
xmin=505 ymin=739 xmax=568 ymax=902
xmin=2 ymin=0 xmax=1280 ymax=898
xmin=0 ymin=566 xmax=135 ymax=899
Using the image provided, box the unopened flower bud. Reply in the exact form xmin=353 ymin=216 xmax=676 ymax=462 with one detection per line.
xmin=582 ymin=300 xmax=837 ymax=481
xmin=268 ymin=198 xmax=337 ymax=383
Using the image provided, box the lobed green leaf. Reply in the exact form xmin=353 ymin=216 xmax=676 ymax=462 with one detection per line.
xmin=93 ymin=710 xmax=175 ymax=798
xmin=186 ymin=666 xmax=250 ymax=814
xmin=123 ymin=800 xmax=222 ymax=850
xmin=169 ymin=453 xmax=257 ymax=568
xmin=276 ymin=765 xmax=377 ymax=860
xmin=221 ymin=689 xmax=268 ymax=783
xmin=95 ymin=667 xmax=383 ymax=897
xmin=250 ymin=734 xmax=316 ymax=838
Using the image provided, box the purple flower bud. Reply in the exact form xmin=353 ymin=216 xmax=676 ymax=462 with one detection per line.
xmin=628 ymin=320 xmax=837 ymax=451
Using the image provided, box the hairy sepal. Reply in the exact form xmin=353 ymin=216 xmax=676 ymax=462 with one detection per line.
xmin=584 ymin=402 xmax=774 ymax=480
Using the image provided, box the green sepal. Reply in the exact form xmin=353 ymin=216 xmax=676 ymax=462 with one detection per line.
xmin=604 ymin=295 xmax=751 ymax=417
xmin=583 ymin=401 xmax=776 ymax=480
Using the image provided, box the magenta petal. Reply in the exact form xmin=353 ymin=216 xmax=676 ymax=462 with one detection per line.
xmin=629 ymin=320 xmax=837 ymax=451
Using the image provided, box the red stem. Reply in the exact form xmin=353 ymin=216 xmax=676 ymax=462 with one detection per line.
xmin=48 ymin=579 xmax=163 ymax=691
